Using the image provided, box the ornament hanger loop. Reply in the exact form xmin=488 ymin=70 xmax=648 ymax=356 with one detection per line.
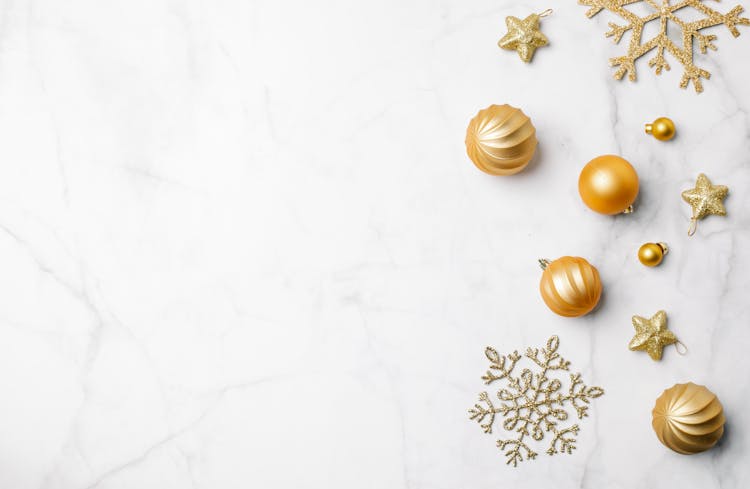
xmin=539 ymin=9 xmax=554 ymax=17
xmin=675 ymin=340 xmax=688 ymax=356
xmin=687 ymin=218 xmax=698 ymax=236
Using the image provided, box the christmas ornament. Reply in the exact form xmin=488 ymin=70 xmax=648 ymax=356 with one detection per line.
xmin=681 ymin=173 xmax=728 ymax=236
xmin=578 ymin=0 xmax=750 ymax=92
xmin=645 ymin=117 xmax=676 ymax=141
xmin=578 ymin=155 xmax=639 ymax=215
xmin=638 ymin=242 xmax=668 ymax=267
xmin=629 ymin=310 xmax=685 ymax=361
xmin=539 ymin=257 xmax=602 ymax=317
xmin=469 ymin=336 xmax=604 ymax=466
xmin=652 ymin=382 xmax=725 ymax=454
xmin=498 ymin=9 xmax=553 ymax=63
xmin=465 ymin=104 xmax=537 ymax=175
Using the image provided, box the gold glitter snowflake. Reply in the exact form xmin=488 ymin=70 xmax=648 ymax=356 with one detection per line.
xmin=579 ymin=0 xmax=750 ymax=92
xmin=468 ymin=336 xmax=604 ymax=466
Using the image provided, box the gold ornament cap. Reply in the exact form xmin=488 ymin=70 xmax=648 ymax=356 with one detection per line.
xmin=652 ymin=382 xmax=725 ymax=454
xmin=645 ymin=117 xmax=676 ymax=141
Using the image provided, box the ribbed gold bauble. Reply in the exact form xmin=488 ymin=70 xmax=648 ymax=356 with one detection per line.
xmin=578 ymin=155 xmax=639 ymax=215
xmin=652 ymin=382 xmax=725 ymax=455
xmin=638 ymin=242 xmax=668 ymax=267
xmin=539 ymin=257 xmax=602 ymax=317
xmin=645 ymin=117 xmax=676 ymax=141
xmin=465 ymin=104 xmax=537 ymax=175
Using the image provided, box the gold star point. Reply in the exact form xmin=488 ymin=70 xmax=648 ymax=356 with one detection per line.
xmin=628 ymin=310 xmax=677 ymax=361
xmin=498 ymin=13 xmax=549 ymax=63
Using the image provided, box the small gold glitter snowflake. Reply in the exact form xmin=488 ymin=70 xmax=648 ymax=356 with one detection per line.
xmin=579 ymin=0 xmax=750 ymax=92
xmin=468 ymin=336 xmax=604 ymax=466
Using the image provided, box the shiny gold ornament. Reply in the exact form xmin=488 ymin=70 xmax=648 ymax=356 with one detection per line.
xmin=638 ymin=242 xmax=668 ymax=267
xmin=578 ymin=155 xmax=639 ymax=215
xmin=465 ymin=104 xmax=537 ymax=176
xmin=539 ymin=257 xmax=602 ymax=317
xmin=469 ymin=336 xmax=604 ymax=466
xmin=629 ymin=310 xmax=683 ymax=361
xmin=498 ymin=9 xmax=552 ymax=63
xmin=578 ymin=0 xmax=750 ymax=92
xmin=652 ymin=382 xmax=725 ymax=454
xmin=645 ymin=117 xmax=676 ymax=141
xmin=682 ymin=173 xmax=729 ymax=236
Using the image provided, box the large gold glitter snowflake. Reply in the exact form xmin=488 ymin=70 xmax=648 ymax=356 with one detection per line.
xmin=579 ymin=0 xmax=750 ymax=92
xmin=468 ymin=336 xmax=604 ymax=466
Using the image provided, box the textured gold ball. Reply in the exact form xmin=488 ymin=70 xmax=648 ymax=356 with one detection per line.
xmin=539 ymin=257 xmax=602 ymax=317
xmin=652 ymin=382 xmax=725 ymax=454
xmin=638 ymin=242 xmax=668 ymax=267
xmin=465 ymin=104 xmax=537 ymax=176
xmin=578 ymin=155 xmax=639 ymax=215
xmin=645 ymin=117 xmax=676 ymax=141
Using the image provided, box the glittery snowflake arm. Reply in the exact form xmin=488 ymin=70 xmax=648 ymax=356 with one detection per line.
xmin=525 ymin=336 xmax=570 ymax=371
xmin=564 ymin=373 xmax=605 ymax=419
xmin=468 ymin=347 xmax=522 ymax=434
xmin=468 ymin=392 xmax=498 ymax=434
xmin=481 ymin=347 xmax=521 ymax=384
xmin=578 ymin=0 xmax=642 ymax=18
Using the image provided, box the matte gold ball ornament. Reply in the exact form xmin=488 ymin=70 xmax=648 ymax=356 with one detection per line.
xmin=645 ymin=117 xmax=676 ymax=141
xmin=578 ymin=155 xmax=640 ymax=215
xmin=538 ymin=257 xmax=602 ymax=317
xmin=465 ymin=104 xmax=537 ymax=175
xmin=652 ymin=382 xmax=725 ymax=454
xmin=638 ymin=242 xmax=668 ymax=267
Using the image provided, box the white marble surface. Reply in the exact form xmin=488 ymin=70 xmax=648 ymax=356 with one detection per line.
xmin=0 ymin=0 xmax=748 ymax=487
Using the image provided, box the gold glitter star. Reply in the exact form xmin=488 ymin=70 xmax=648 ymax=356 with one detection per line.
xmin=629 ymin=310 xmax=677 ymax=361
xmin=498 ymin=11 xmax=551 ymax=63
xmin=681 ymin=173 xmax=728 ymax=236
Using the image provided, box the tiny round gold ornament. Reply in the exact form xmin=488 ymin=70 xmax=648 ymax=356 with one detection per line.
xmin=652 ymin=382 xmax=725 ymax=455
xmin=578 ymin=155 xmax=639 ymax=215
xmin=539 ymin=257 xmax=602 ymax=317
xmin=465 ymin=104 xmax=537 ymax=176
xmin=645 ymin=117 xmax=676 ymax=141
xmin=638 ymin=242 xmax=668 ymax=267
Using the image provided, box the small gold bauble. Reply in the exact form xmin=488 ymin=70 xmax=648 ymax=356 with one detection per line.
xmin=465 ymin=104 xmax=537 ymax=176
xmin=539 ymin=256 xmax=602 ymax=317
xmin=578 ymin=155 xmax=639 ymax=215
xmin=645 ymin=117 xmax=676 ymax=141
xmin=652 ymin=382 xmax=725 ymax=455
xmin=638 ymin=242 xmax=668 ymax=267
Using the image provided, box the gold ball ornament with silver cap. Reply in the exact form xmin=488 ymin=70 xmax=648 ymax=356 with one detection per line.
xmin=578 ymin=155 xmax=639 ymax=215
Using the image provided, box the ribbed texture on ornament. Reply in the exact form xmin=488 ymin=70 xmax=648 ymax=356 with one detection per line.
xmin=465 ymin=104 xmax=537 ymax=176
xmin=539 ymin=257 xmax=602 ymax=317
xmin=652 ymin=382 xmax=725 ymax=454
